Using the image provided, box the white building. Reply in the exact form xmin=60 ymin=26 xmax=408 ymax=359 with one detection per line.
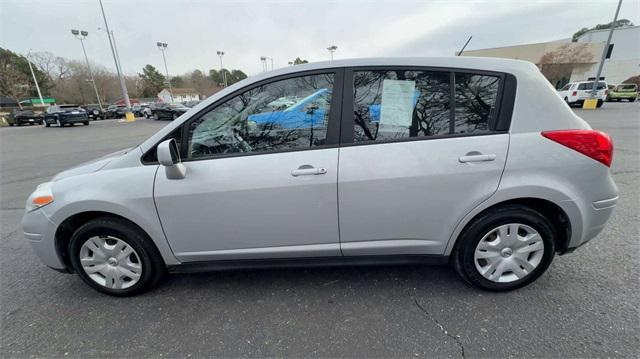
xmin=158 ymin=88 xmax=200 ymax=103
xmin=462 ymin=26 xmax=640 ymax=87
xmin=571 ymin=25 xmax=640 ymax=84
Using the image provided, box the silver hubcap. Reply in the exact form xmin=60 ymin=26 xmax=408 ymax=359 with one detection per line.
xmin=79 ymin=236 xmax=142 ymax=289
xmin=474 ymin=223 xmax=545 ymax=283
xmin=56 ymin=119 xmax=61 ymax=126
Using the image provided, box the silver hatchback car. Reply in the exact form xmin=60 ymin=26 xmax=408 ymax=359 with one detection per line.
xmin=23 ymin=57 xmax=618 ymax=296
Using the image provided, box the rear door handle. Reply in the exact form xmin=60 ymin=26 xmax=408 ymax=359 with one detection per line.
xmin=459 ymin=153 xmax=496 ymax=163
xmin=291 ymin=165 xmax=327 ymax=177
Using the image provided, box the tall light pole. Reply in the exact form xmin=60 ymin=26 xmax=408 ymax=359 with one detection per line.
xmin=260 ymin=56 xmax=267 ymax=72
xmin=71 ymin=29 xmax=103 ymax=110
xmin=25 ymin=50 xmax=45 ymax=108
xmin=157 ymin=42 xmax=173 ymax=102
xmin=590 ymin=0 xmax=623 ymax=99
xmin=98 ymin=0 xmax=132 ymax=116
xmin=217 ymin=51 xmax=227 ymax=87
xmin=327 ymin=45 xmax=338 ymax=61
xmin=97 ymin=27 xmax=122 ymax=74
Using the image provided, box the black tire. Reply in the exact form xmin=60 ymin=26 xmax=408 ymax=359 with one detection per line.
xmin=45 ymin=122 xmax=50 ymax=127
xmin=451 ymin=205 xmax=556 ymax=291
xmin=630 ymin=98 xmax=636 ymax=102
xmin=83 ymin=121 xmax=90 ymax=125
xmin=69 ymin=217 xmax=166 ymax=296
xmin=9 ymin=123 xmax=14 ymax=126
xmin=596 ymin=100 xmax=603 ymax=108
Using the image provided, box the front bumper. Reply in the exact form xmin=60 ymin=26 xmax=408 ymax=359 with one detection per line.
xmin=17 ymin=117 xmax=42 ymax=124
xmin=22 ymin=207 xmax=67 ymax=271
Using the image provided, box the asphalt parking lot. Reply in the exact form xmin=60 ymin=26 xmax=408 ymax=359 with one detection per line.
xmin=1 ymin=103 xmax=638 ymax=358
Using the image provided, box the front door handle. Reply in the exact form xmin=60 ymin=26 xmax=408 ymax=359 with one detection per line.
xmin=291 ymin=165 xmax=327 ymax=177
xmin=459 ymin=153 xmax=496 ymax=163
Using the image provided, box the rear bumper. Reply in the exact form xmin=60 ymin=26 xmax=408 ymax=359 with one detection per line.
xmin=570 ymin=99 xmax=603 ymax=105
xmin=567 ymin=196 xmax=617 ymax=251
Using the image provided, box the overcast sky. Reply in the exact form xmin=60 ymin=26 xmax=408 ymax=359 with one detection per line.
xmin=1 ymin=0 xmax=639 ymax=77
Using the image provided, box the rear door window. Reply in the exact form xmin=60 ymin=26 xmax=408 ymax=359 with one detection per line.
xmin=348 ymin=69 xmax=502 ymax=143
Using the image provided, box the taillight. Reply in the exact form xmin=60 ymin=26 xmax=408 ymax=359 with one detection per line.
xmin=541 ymin=130 xmax=613 ymax=167
xmin=572 ymin=91 xmax=577 ymax=96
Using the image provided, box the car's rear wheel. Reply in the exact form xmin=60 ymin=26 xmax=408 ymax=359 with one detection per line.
xmin=452 ymin=205 xmax=555 ymax=291
xmin=83 ymin=121 xmax=89 ymax=125
xmin=630 ymin=97 xmax=636 ymax=102
xmin=69 ymin=217 xmax=165 ymax=296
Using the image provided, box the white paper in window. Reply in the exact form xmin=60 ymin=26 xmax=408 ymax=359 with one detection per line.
xmin=380 ymin=79 xmax=415 ymax=128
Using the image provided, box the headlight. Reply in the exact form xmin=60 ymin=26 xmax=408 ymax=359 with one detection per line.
xmin=26 ymin=182 xmax=54 ymax=212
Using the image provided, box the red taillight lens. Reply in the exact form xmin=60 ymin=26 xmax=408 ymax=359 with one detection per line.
xmin=542 ymin=130 xmax=613 ymax=167
xmin=572 ymin=91 xmax=577 ymax=96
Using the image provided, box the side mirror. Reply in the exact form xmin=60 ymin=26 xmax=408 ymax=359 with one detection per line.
xmin=157 ymin=139 xmax=186 ymax=180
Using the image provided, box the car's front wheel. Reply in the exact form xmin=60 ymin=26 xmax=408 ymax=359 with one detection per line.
xmin=452 ymin=205 xmax=555 ymax=291
xmin=69 ymin=217 xmax=165 ymax=296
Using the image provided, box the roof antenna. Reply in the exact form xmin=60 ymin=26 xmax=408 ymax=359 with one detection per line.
xmin=457 ymin=36 xmax=473 ymax=56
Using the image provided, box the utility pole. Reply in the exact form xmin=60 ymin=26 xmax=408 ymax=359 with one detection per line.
xmin=157 ymin=42 xmax=173 ymax=102
xmin=98 ymin=0 xmax=132 ymax=119
xmin=72 ymin=29 xmax=103 ymax=110
xmin=26 ymin=50 xmax=45 ymax=108
xmin=260 ymin=56 xmax=267 ymax=72
xmin=217 ymin=51 xmax=227 ymax=87
xmin=591 ymin=0 xmax=623 ymax=99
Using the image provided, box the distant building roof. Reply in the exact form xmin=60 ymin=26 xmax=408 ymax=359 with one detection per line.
xmin=461 ymin=40 xmax=602 ymax=65
xmin=160 ymin=88 xmax=199 ymax=95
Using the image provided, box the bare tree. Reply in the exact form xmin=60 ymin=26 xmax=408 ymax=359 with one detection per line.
xmin=539 ymin=43 xmax=595 ymax=88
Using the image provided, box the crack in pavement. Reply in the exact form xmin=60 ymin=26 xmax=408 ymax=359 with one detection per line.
xmin=414 ymin=298 xmax=465 ymax=359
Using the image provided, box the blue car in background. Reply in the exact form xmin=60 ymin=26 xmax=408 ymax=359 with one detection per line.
xmin=248 ymin=89 xmax=329 ymax=129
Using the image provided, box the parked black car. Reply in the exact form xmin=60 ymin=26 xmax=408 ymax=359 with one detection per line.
xmin=43 ymin=105 xmax=89 ymax=127
xmin=7 ymin=109 xmax=43 ymax=126
xmin=106 ymin=105 xmax=127 ymax=119
xmin=82 ymin=104 xmax=105 ymax=120
xmin=152 ymin=103 xmax=189 ymax=120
